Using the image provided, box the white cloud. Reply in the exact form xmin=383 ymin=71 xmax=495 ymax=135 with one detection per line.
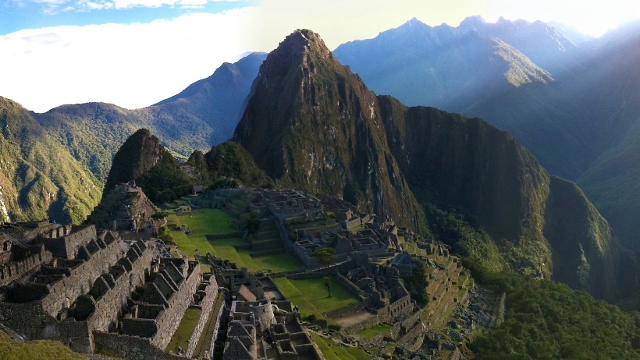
xmin=0 ymin=7 xmax=261 ymax=112
xmin=15 ymin=0 xmax=243 ymax=12
xmin=4 ymin=0 xmax=640 ymax=112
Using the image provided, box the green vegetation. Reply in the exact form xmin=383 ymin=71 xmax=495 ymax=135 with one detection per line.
xmin=310 ymin=332 xmax=370 ymax=360
xmin=166 ymin=307 xmax=202 ymax=354
xmin=0 ymin=97 xmax=103 ymax=224
xmin=273 ymin=275 xmax=359 ymax=321
xmin=471 ymin=272 xmax=640 ymax=359
xmin=0 ymin=329 xmax=85 ymax=360
xmin=198 ymin=141 xmax=274 ymax=189
xmin=166 ymin=209 xmax=300 ymax=273
xmin=356 ymin=323 xmax=392 ymax=339
xmin=104 ymin=129 xmax=193 ymax=204
xmin=401 ymin=258 xmax=428 ymax=305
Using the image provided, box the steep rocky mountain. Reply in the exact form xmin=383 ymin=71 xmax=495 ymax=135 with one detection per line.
xmin=0 ymin=53 xmax=265 ymax=224
xmin=232 ymin=29 xmax=637 ymax=301
xmin=233 ymin=30 xmax=426 ymax=230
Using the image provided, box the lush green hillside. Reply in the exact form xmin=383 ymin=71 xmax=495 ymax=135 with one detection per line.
xmin=0 ymin=97 xmax=102 ymax=224
xmin=0 ymin=328 xmax=85 ymax=360
xmin=103 ymin=129 xmax=193 ymax=203
xmin=189 ymin=141 xmax=273 ymax=188
xmin=471 ymin=272 xmax=640 ymax=359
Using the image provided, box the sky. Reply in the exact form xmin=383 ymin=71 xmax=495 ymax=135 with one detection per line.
xmin=1 ymin=0 xmax=639 ymax=113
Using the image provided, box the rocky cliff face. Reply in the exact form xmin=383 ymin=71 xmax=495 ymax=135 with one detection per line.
xmin=232 ymin=29 xmax=636 ymax=301
xmin=234 ymin=30 xmax=425 ymax=230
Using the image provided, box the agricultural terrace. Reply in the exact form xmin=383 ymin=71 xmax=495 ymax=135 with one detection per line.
xmin=274 ymin=275 xmax=360 ymax=322
xmin=164 ymin=207 xmax=301 ymax=273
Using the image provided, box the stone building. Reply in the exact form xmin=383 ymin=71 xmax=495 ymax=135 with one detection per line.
xmin=223 ymin=299 xmax=322 ymax=360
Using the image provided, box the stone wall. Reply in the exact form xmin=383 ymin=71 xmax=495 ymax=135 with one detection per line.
xmin=0 ymin=248 xmax=52 ymax=286
xmin=0 ymin=300 xmax=57 ymax=341
xmin=93 ymin=332 xmax=187 ymax=360
xmin=200 ymin=294 xmax=226 ymax=359
xmin=59 ymin=317 xmax=93 ymax=352
xmin=40 ymin=236 xmax=124 ymax=317
xmin=274 ymin=219 xmax=293 ymax=253
xmin=43 ymin=225 xmax=97 ymax=259
xmin=0 ymin=300 xmax=95 ymax=353
xmin=185 ymin=278 xmax=219 ymax=358
xmin=85 ymin=241 xmax=153 ymax=333
xmin=0 ymin=238 xmax=150 ymax=353
xmin=291 ymin=242 xmax=319 ymax=268
xmin=150 ymin=265 xmax=201 ymax=349
xmin=287 ymin=271 xmax=329 ymax=280
xmin=323 ymin=302 xmax=365 ymax=319
xmin=335 ymin=273 xmax=367 ymax=299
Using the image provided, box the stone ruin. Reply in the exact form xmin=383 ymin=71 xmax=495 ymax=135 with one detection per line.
xmin=87 ymin=181 xmax=162 ymax=240
xmin=223 ymin=299 xmax=322 ymax=360
xmin=0 ymin=220 xmax=221 ymax=360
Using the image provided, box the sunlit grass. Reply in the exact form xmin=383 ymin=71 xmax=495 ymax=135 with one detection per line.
xmin=165 ymin=307 xmax=202 ymax=354
xmin=166 ymin=209 xmax=301 ymax=273
xmin=273 ymin=276 xmax=359 ymax=320
xmin=356 ymin=323 xmax=392 ymax=338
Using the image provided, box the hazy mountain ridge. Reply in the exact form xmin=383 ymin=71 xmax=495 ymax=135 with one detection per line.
xmin=334 ymin=19 xmax=554 ymax=109
xmin=334 ymin=16 xmax=640 ymax=251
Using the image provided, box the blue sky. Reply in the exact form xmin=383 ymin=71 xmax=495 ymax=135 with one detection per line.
xmin=1 ymin=0 xmax=640 ymax=112
xmin=0 ymin=0 xmax=255 ymax=34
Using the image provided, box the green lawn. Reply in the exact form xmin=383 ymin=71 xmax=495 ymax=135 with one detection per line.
xmin=165 ymin=307 xmax=202 ymax=354
xmin=310 ymin=332 xmax=370 ymax=360
xmin=274 ymin=276 xmax=359 ymax=320
xmin=165 ymin=209 xmax=301 ymax=273
xmin=356 ymin=323 xmax=392 ymax=338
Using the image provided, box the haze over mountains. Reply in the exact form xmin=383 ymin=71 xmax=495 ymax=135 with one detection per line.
xmin=2 ymin=16 xmax=640 ymax=302
xmin=332 ymin=16 xmax=640 ymax=251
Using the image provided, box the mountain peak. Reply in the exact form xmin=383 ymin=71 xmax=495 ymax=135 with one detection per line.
xmin=459 ymin=15 xmax=486 ymax=28
xmin=404 ymin=17 xmax=427 ymax=27
xmin=276 ymin=29 xmax=329 ymax=56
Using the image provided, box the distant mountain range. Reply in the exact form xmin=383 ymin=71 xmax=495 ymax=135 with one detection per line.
xmin=333 ymin=17 xmax=640 ymax=251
